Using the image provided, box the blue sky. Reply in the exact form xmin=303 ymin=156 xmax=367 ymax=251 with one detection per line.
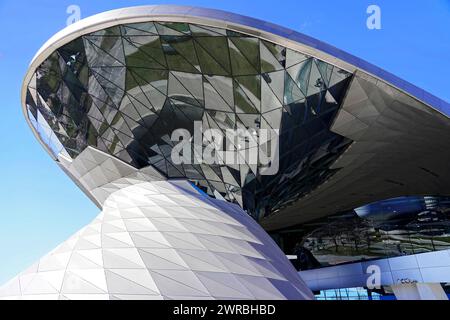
xmin=0 ymin=0 xmax=449 ymax=284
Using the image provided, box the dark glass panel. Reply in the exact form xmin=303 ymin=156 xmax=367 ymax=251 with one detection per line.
xmin=27 ymin=21 xmax=355 ymax=223
xmin=190 ymin=24 xmax=227 ymax=37
xmin=229 ymin=36 xmax=260 ymax=73
xmin=194 ymin=36 xmax=231 ymax=75
xmin=121 ymin=22 xmax=157 ymax=36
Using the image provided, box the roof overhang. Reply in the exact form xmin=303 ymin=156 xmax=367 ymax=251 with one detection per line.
xmin=22 ymin=5 xmax=450 ymax=162
xmin=22 ymin=5 xmax=450 ymax=231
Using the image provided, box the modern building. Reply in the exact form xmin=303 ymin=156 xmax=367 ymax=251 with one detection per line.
xmin=1 ymin=5 xmax=450 ymax=300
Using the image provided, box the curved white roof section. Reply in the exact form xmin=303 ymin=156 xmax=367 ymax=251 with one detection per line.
xmin=22 ymin=4 xmax=450 ymax=159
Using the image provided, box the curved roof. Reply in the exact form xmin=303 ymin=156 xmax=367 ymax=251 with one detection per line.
xmin=22 ymin=5 xmax=450 ymax=159
xmin=22 ymin=5 xmax=450 ymax=231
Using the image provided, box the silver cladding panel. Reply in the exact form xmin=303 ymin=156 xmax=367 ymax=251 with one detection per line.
xmin=0 ymin=179 xmax=312 ymax=300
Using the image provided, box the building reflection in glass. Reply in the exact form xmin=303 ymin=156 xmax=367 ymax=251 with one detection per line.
xmin=273 ymin=196 xmax=450 ymax=269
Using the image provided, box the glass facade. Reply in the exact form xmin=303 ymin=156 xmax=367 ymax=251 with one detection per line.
xmin=25 ymin=21 xmax=353 ymax=220
xmin=22 ymin=16 xmax=450 ymax=278
xmin=274 ymin=196 xmax=450 ymax=267
xmin=315 ymin=285 xmax=450 ymax=300
xmin=315 ymin=287 xmax=387 ymax=300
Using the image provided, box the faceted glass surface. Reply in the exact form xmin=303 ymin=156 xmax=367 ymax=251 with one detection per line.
xmin=26 ymin=21 xmax=353 ymax=219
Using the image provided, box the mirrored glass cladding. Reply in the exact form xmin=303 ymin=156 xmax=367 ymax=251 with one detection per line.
xmin=274 ymin=196 xmax=450 ymax=268
xmin=25 ymin=21 xmax=353 ymax=220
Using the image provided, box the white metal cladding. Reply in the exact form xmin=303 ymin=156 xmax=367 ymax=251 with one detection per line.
xmin=299 ymin=249 xmax=450 ymax=292
xmin=0 ymin=148 xmax=313 ymax=300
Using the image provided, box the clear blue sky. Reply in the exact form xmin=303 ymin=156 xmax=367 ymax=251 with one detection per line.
xmin=0 ymin=0 xmax=449 ymax=284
